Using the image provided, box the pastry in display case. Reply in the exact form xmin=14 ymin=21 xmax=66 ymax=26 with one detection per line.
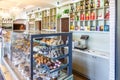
xmin=3 ymin=30 xmax=12 ymax=59
xmin=3 ymin=31 xmax=72 ymax=80
xmin=3 ymin=31 xmax=11 ymax=42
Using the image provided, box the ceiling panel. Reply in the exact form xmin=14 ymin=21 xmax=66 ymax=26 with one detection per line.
xmin=0 ymin=0 xmax=70 ymax=10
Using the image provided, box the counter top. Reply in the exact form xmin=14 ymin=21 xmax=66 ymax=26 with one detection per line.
xmin=2 ymin=57 xmax=20 ymax=80
xmin=0 ymin=64 xmax=14 ymax=80
xmin=65 ymin=47 xmax=109 ymax=60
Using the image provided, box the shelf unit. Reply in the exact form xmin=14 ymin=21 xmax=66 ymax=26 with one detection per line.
xmin=28 ymin=19 xmax=35 ymax=31
xmin=69 ymin=0 xmax=110 ymax=32
xmin=26 ymin=7 xmax=57 ymax=32
xmin=34 ymin=11 xmax=42 ymax=21
xmin=57 ymin=4 xmax=70 ymax=18
xmin=27 ymin=8 xmax=42 ymax=31
xmin=30 ymin=32 xmax=72 ymax=80
xmin=25 ymin=0 xmax=109 ymax=33
xmin=42 ymin=9 xmax=50 ymax=30
xmin=41 ymin=8 xmax=57 ymax=31
xmin=1 ymin=18 xmax=13 ymax=30
xmin=27 ymin=12 xmax=36 ymax=31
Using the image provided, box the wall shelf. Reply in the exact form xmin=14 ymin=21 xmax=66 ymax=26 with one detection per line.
xmin=69 ymin=0 xmax=110 ymax=32
xmin=70 ymin=30 xmax=109 ymax=33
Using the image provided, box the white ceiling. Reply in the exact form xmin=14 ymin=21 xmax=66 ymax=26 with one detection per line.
xmin=0 ymin=0 xmax=70 ymax=11
xmin=0 ymin=0 xmax=78 ymax=18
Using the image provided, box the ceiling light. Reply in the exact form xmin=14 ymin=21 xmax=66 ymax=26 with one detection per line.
xmin=25 ymin=5 xmax=35 ymax=9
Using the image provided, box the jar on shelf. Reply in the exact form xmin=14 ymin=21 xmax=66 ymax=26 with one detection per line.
xmin=85 ymin=13 xmax=89 ymax=20
xmin=90 ymin=11 xmax=95 ymax=20
xmin=80 ymin=13 xmax=85 ymax=20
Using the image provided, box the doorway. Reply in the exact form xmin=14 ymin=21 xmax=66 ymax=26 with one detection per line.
xmin=61 ymin=17 xmax=69 ymax=44
xmin=61 ymin=18 xmax=69 ymax=32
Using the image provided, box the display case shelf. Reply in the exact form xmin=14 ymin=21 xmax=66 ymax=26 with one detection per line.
xmin=50 ymin=63 xmax=68 ymax=73
xmin=30 ymin=32 xmax=72 ymax=80
xmin=52 ymin=54 xmax=69 ymax=60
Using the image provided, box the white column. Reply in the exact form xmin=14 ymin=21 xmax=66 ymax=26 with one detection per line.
xmin=110 ymin=0 xmax=115 ymax=80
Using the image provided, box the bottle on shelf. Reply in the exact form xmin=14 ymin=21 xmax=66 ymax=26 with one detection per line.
xmin=85 ymin=0 xmax=89 ymax=9
xmin=80 ymin=26 xmax=84 ymax=31
xmin=97 ymin=11 xmax=103 ymax=20
xmin=104 ymin=25 xmax=109 ymax=31
xmin=85 ymin=12 xmax=89 ymax=20
xmin=70 ymin=4 xmax=74 ymax=12
xmin=105 ymin=0 xmax=109 ymax=6
xmin=77 ymin=14 xmax=79 ymax=21
xmin=76 ymin=3 xmax=80 ymax=11
xmin=91 ymin=26 xmax=96 ymax=31
xmin=90 ymin=0 xmax=95 ymax=8
xmin=100 ymin=25 xmax=104 ymax=31
xmin=75 ymin=21 xmax=78 ymax=30
xmin=96 ymin=25 xmax=100 ymax=31
xmin=70 ymin=13 xmax=74 ymax=21
xmin=104 ymin=10 xmax=110 ymax=20
xmin=90 ymin=11 xmax=95 ymax=20
xmin=75 ymin=12 xmax=79 ymax=21
xmin=80 ymin=13 xmax=85 ymax=20
xmin=87 ymin=26 xmax=90 ymax=31
xmin=70 ymin=24 xmax=74 ymax=30
xmin=80 ymin=1 xmax=84 ymax=10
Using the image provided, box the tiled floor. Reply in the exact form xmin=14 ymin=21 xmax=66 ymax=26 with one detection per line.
xmin=73 ymin=70 xmax=89 ymax=80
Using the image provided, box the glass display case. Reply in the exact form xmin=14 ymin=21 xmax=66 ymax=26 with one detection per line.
xmin=3 ymin=30 xmax=12 ymax=60
xmin=3 ymin=31 xmax=72 ymax=80
xmin=11 ymin=31 xmax=31 ymax=80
